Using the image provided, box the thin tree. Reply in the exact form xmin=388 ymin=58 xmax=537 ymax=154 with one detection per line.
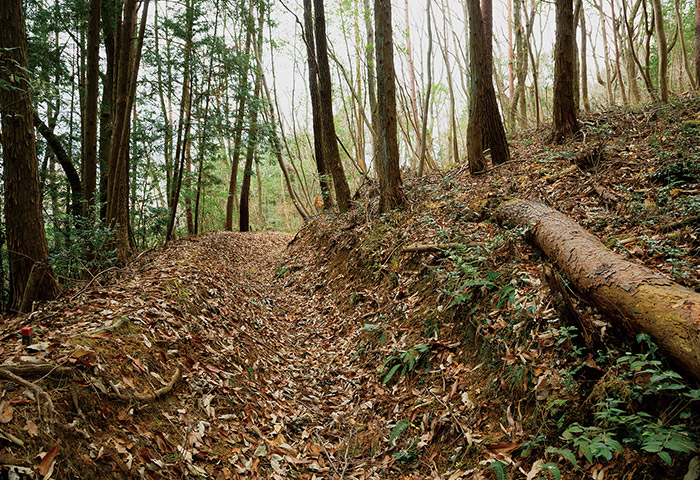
xmin=314 ymin=0 xmax=352 ymax=213
xmin=417 ymin=0 xmax=433 ymax=177
xmin=0 ymin=0 xmax=59 ymax=311
xmin=106 ymin=0 xmax=150 ymax=262
xmin=466 ymin=0 xmax=510 ymax=173
xmin=374 ymin=0 xmax=406 ymax=212
xmin=551 ymin=0 xmax=579 ymax=142
xmin=651 ymin=0 xmax=669 ymax=101
xmin=83 ymin=0 xmax=101 ymax=215
xmin=303 ymin=0 xmax=334 ymax=210
xmin=696 ymin=0 xmax=700 ymax=86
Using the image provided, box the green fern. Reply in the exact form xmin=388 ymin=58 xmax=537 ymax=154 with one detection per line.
xmin=486 ymin=461 xmax=509 ymax=480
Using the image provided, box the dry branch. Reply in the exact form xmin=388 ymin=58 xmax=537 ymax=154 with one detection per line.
xmin=402 ymin=242 xmax=482 ymax=253
xmin=0 ymin=364 xmax=73 ymax=378
xmin=0 ymin=368 xmax=56 ymax=418
xmin=497 ymin=199 xmax=700 ymax=380
xmin=110 ymin=368 xmax=181 ymax=402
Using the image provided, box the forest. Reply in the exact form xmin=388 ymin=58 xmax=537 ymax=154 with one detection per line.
xmin=0 ymin=0 xmax=699 ymax=477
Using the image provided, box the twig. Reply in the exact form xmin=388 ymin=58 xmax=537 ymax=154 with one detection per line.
xmin=109 ymin=368 xmax=181 ymax=402
xmin=69 ymin=266 xmax=119 ymax=301
xmin=0 ymin=368 xmax=56 ymax=419
xmin=660 ymin=214 xmax=700 ymax=232
xmin=0 ymin=429 xmax=25 ymax=446
xmin=402 ymin=242 xmax=483 ymax=253
xmin=0 ymin=364 xmax=73 ymax=378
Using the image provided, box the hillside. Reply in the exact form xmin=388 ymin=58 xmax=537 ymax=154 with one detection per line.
xmin=0 ymin=100 xmax=698 ymax=479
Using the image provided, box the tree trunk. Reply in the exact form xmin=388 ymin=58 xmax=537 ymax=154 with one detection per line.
xmin=303 ymin=0 xmax=334 ymax=210
xmin=551 ymin=0 xmax=579 ymax=142
xmin=314 ymin=0 xmax=352 ymax=213
xmin=594 ymin=0 xmax=615 ymax=105
xmin=580 ymin=1 xmax=591 ymax=112
xmin=98 ymin=0 xmax=116 ymax=220
xmin=651 ymin=0 xmax=669 ymax=101
xmin=404 ymin=0 xmax=423 ymax=171
xmin=34 ymin=113 xmax=83 ymax=219
xmin=106 ymin=0 xmax=149 ymax=263
xmin=610 ymin=0 xmax=628 ymax=104
xmin=696 ymin=0 xmax=700 ymax=87
xmin=239 ymin=77 xmax=262 ymax=233
xmin=467 ymin=0 xmax=511 ymax=173
xmin=497 ymin=199 xmax=700 ymax=381
xmin=374 ymin=0 xmax=406 ymax=212
xmin=83 ymin=0 xmax=101 ymax=215
xmin=417 ymin=0 xmax=434 ymax=177
xmin=0 ymin=0 xmax=59 ymax=311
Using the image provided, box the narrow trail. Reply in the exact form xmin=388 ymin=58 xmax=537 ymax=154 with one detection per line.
xmin=1 ymin=231 xmax=443 ymax=479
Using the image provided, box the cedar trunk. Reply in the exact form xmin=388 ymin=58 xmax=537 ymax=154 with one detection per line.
xmin=313 ymin=0 xmax=352 ymax=213
xmin=551 ymin=0 xmax=579 ymax=142
xmin=83 ymin=0 xmax=101 ymax=213
xmin=303 ymin=0 xmax=334 ymax=210
xmin=466 ymin=0 xmax=510 ymax=173
xmin=374 ymin=0 xmax=405 ymax=212
xmin=0 ymin=0 xmax=59 ymax=311
xmin=497 ymin=200 xmax=700 ymax=381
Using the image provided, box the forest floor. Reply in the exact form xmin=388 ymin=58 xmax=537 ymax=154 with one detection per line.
xmin=0 ymin=99 xmax=699 ymax=480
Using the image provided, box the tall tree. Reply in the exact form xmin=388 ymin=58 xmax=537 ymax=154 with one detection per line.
xmin=313 ymin=0 xmax=352 ymax=213
xmin=0 ymin=0 xmax=59 ymax=311
xmin=374 ymin=0 xmax=405 ymax=212
xmin=417 ymin=0 xmax=433 ymax=177
xmin=466 ymin=0 xmax=510 ymax=173
xmin=303 ymin=0 xmax=334 ymax=210
xmin=551 ymin=0 xmax=579 ymax=142
xmin=696 ymin=0 xmax=700 ymax=87
xmin=83 ymin=0 xmax=101 ymax=215
xmin=651 ymin=0 xmax=669 ymax=101
xmin=106 ymin=0 xmax=150 ymax=262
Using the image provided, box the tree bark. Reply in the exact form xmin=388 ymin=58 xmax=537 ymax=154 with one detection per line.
xmin=83 ymin=0 xmax=101 ymax=215
xmin=303 ymin=0 xmax=334 ymax=210
xmin=417 ymin=0 xmax=433 ymax=177
xmin=696 ymin=0 xmax=700 ymax=88
xmin=98 ymin=0 xmax=116 ymax=220
xmin=314 ymin=0 xmax=352 ymax=213
xmin=497 ymin=199 xmax=700 ymax=381
xmin=33 ymin=113 xmax=83 ymax=219
xmin=651 ymin=0 xmax=669 ymax=102
xmin=466 ymin=0 xmax=510 ymax=173
xmin=374 ymin=0 xmax=406 ymax=212
xmin=0 ymin=0 xmax=59 ymax=311
xmin=239 ymin=77 xmax=262 ymax=233
xmin=551 ymin=0 xmax=579 ymax=142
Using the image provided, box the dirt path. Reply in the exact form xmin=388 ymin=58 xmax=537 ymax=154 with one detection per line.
xmin=0 ymin=232 xmax=425 ymax=480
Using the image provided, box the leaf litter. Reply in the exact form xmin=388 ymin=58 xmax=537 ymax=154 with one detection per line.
xmin=0 ymin=101 xmax=698 ymax=479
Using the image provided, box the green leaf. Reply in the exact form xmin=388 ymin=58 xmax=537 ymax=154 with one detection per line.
xmin=389 ymin=419 xmax=408 ymax=443
xmin=546 ymin=447 xmax=579 ymax=469
xmin=486 ymin=461 xmax=509 ymax=480
xmin=657 ymin=451 xmax=672 ymax=465
xmin=383 ymin=364 xmax=401 ymax=384
xmin=540 ymin=463 xmax=561 ymax=480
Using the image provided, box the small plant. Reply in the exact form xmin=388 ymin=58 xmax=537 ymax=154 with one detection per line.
xmin=381 ymin=343 xmax=432 ymax=384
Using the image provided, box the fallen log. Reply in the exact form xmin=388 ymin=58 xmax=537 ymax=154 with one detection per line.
xmin=496 ymin=199 xmax=700 ymax=380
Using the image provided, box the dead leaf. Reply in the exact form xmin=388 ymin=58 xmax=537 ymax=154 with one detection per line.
xmin=23 ymin=419 xmax=39 ymax=437
xmin=0 ymin=401 xmax=14 ymax=423
xmin=38 ymin=442 xmax=60 ymax=476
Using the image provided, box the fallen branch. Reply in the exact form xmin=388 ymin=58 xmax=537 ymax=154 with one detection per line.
xmin=543 ymin=165 xmax=577 ymax=184
xmin=110 ymin=368 xmax=181 ymax=402
xmin=0 ymin=429 xmax=25 ymax=447
xmin=402 ymin=242 xmax=482 ymax=253
xmin=497 ymin=199 xmax=700 ymax=380
xmin=0 ymin=368 xmax=56 ymax=418
xmin=659 ymin=214 xmax=700 ymax=232
xmin=0 ymin=364 xmax=73 ymax=378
